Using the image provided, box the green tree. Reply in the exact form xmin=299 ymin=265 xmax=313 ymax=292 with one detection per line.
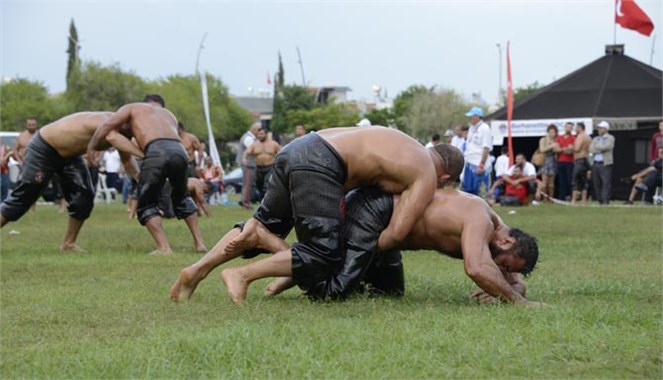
xmin=0 ymin=78 xmax=69 ymax=130
xmin=402 ymin=87 xmax=470 ymax=141
xmin=498 ymin=81 xmax=546 ymax=106
xmin=364 ymin=107 xmax=394 ymax=127
xmin=66 ymin=19 xmax=80 ymax=91
xmin=285 ymin=101 xmax=359 ymax=131
xmin=391 ymin=85 xmax=435 ymax=130
xmin=67 ymin=61 xmax=148 ymax=111
xmin=149 ymin=73 xmax=253 ymax=141
xmin=270 ymin=52 xmax=287 ymax=133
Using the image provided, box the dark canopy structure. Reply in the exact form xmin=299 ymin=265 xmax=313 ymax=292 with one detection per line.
xmin=488 ymin=44 xmax=662 ymax=121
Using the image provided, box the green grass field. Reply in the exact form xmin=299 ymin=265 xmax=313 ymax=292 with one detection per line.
xmin=1 ymin=201 xmax=661 ymax=378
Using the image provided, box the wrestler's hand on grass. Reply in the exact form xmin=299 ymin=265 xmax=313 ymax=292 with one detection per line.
xmin=470 ymin=289 xmax=499 ymax=304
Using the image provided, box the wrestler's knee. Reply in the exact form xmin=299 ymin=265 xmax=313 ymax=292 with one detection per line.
xmin=173 ymin=196 xmax=198 ymax=220
xmin=67 ymin=189 xmax=94 ymax=220
xmin=365 ymin=249 xmax=405 ymax=297
xmin=137 ymin=205 xmax=161 ymax=225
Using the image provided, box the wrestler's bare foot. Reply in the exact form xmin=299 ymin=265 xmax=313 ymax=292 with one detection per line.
xmin=264 ymin=277 xmax=295 ymax=296
xmin=194 ymin=243 xmax=208 ymax=253
xmin=169 ymin=267 xmax=200 ymax=302
xmin=149 ymin=248 xmax=173 ymax=256
xmin=221 ymin=268 xmax=249 ymax=305
xmin=59 ymin=243 xmax=87 ymax=253
xmin=225 ymin=218 xmax=261 ymax=254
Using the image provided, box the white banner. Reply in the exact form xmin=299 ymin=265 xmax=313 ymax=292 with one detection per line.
xmin=490 ymin=117 xmax=594 ymax=145
xmin=199 ymin=71 xmax=222 ymax=166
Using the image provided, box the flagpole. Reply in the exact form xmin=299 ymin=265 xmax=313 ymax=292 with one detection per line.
xmin=613 ymin=0 xmax=617 ymax=44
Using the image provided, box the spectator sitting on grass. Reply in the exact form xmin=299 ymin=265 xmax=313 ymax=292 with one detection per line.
xmin=502 ymin=153 xmax=542 ymax=204
xmin=489 ymin=164 xmax=528 ymax=207
xmin=625 ymin=147 xmax=662 ymax=205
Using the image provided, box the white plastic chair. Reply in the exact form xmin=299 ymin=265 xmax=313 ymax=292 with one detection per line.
xmin=95 ymin=173 xmax=117 ymax=204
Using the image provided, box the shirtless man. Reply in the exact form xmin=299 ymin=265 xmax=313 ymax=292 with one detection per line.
xmin=1 ymin=112 xmax=142 ymax=251
xmin=170 ymin=144 xmax=464 ymax=302
xmin=571 ymin=122 xmax=591 ymax=204
xmin=187 ymin=178 xmax=211 ymax=217
xmin=13 ymin=117 xmax=39 ymax=212
xmin=242 ymin=128 xmax=280 ymax=199
xmin=87 ymin=94 xmax=207 ymax=255
xmin=225 ymin=126 xmax=451 ymax=294
xmin=217 ymin=187 xmax=541 ymax=306
xmin=177 ymin=122 xmax=203 ymax=178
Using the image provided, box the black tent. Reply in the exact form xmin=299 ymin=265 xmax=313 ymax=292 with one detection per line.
xmin=487 ymin=44 xmax=662 ymax=200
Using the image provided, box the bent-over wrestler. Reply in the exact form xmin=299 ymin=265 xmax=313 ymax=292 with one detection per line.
xmin=225 ymin=126 xmax=451 ymax=294
xmin=87 ymin=94 xmax=206 ymax=255
xmin=1 ymin=112 xmax=142 ymax=252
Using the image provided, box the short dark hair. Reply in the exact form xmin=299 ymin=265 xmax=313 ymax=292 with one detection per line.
xmin=431 ymin=144 xmax=465 ymax=182
xmin=546 ymin=124 xmax=558 ymax=133
xmin=576 ymin=122 xmax=585 ymax=130
xmin=509 ymin=228 xmax=539 ymax=276
xmin=178 ymin=122 xmax=185 ymax=131
xmin=432 ymin=133 xmax=440 ymax=141
xmin=143 ymin=94 xmax=165 ymax=107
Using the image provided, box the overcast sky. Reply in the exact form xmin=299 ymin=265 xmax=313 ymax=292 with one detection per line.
xmin=2 ymin=0 xmax=661 ymax=105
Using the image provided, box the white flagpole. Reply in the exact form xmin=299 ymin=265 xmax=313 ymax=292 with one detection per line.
xmin=199 ymin=71 xmax=222 ymax=167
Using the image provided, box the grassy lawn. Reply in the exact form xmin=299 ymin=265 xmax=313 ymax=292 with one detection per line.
xmin=1 ymin=201 xmax=661 ymax=378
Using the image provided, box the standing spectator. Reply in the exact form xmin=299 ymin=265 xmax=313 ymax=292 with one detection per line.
xmin=294 ymin=125 xmax=306 ymax=138
xmin=13 ymin=118 xmax=39 ymax=213
xmin=102 ymin=147 xmax=122 ymax=194
xmin=493 ymin=146 xmax=510 ymax=181
xmin=650 ymin=121 xmax=663 ymax=162
xmin=443 ymin=129 xmax=454 ymax=144
xmin=450 ymin=125 xmax=465 ymax=152
xmin=571 ymin=122 xmax=591 ymax=204
xmin=425 ymin=133 xmax=441 ymax=148
xmin=0 ymin=137 xmax=12 ymax=202
xmin=196 ymin=142 xmax=208 ymax=172
xmin=236 ymin=122 xmax=260 ymax=209
xmin=590 ymin=121 xmax=615 ymax=205
xmin=538 ymin=124 xmax=558 ymax=202
xmin=554 ymin=122 xmax=575 ymax=200
xmin=462 ymin=107 xmax=492 ymax=196
xmin=243 ymin=128 xmax=281 ymax=201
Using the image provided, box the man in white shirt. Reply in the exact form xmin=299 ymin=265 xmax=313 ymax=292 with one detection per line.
xmin=461 ymin=107 xmax=492 ymax=196
xmin=450 ymin=125 xmax=465 ymax=152
xmin=494 ymin=146 xmax=510 ymax=179
xmin=102 ymin=147 xmax=122 ymax=193
xmin=504 ymin=153 xmax=540 ymax=201
xmin=425 ymin=133 xmax=440 ymax=148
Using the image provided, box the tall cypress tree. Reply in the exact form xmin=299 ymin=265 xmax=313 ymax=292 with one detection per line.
xmin=271 ymin=52 xmax=286 ymax=132
xmin=66 ymin=19 xmax=80 ymax=91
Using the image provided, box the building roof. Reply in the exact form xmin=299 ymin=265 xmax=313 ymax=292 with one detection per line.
xmin=234 ymin=96 xmax=274 ymax=115
xmin=488 ymin=45 xmax=662 ymax=121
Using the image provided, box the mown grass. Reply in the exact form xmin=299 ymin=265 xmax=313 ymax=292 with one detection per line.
xmin=1 ymin=201 xmax=661 ymax=378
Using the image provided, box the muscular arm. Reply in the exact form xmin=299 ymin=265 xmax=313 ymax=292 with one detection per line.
xmin=106 ymin=131 xmax=144 ymax=159
xmin=461 ymin=219 xmax=530 ymax=305
xmin=119 ymin=151 xmax=140 ymax=181
xmin=378 ymin=174 xmax=436 ymax=250
xmin=87 ymin=105 xmax=133 ymax=159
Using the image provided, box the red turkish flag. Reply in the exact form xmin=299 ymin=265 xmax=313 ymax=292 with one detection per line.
xmin=615 ymin=0 xmax=654 ymax=36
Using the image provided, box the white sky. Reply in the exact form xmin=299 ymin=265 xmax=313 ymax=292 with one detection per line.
xmin=1 ymin=0 xmax=661 ymax=105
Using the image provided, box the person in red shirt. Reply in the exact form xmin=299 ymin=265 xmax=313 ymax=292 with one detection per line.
xmin=554 ymin=122 xmax=576 ymax=200
xmin=650 ymin=121 xmax=663 ymax=162
xmin=503 ymin=165 xmax=528 ymax=205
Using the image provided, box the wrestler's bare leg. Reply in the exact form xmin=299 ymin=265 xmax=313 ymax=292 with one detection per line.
xmin=59 ymin=217 xmax=87 ymax=252
xmin=221 ymin=249 xmax=293 ymax=304
xmin=0 ymin=214 xmax=8 ymax=227
xmin=225 ymin=217 xmax=262 ymax=254
xmin=170 ymin=222 xmax=290 ymax=302
xmin=145 ymin=216 xmax=173 ymax=255
xmin=183 ymin=213 xmax=207 ymax=253
xmin=264 ymin=276 xmax=295 ymax=296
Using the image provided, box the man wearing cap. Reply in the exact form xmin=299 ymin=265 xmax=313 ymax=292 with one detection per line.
xmin=443 ymin=129 xmax=455 ymax=144
xmin=462 ymin=107 xmax=492 ymax=196
xmin=590 ymin=121 xmax=615 ymax=205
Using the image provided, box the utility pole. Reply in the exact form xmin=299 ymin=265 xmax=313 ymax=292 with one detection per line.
xmin=195 ymin=33 xmax=208 ymax=74
xmin=296 ymin=46 xmax=306 ymax=86
xmin=496 ymin=43 xmax=503 ymax=103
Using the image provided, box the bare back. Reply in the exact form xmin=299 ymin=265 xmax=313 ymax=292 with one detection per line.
xmin=398 ymin=189 xmax=501 ymax=258
xmin=122 ymin=103 xmax=179 ymax=150
xmin=40 ymin=112 xmax=114 ymax=158
xmin=180 ymin=131 xmax=201 ymax=161
xmin=318 ymin=126 xmax=434 ymax=192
